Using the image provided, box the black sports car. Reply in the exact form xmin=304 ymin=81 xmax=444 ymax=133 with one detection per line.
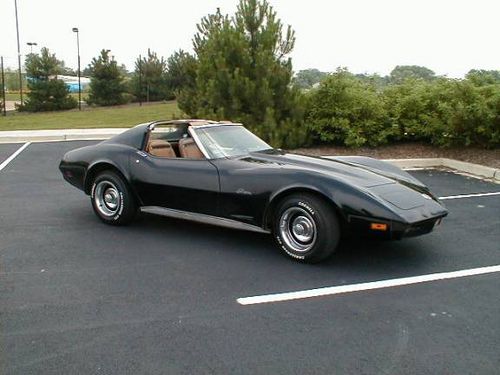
xmin=60 ymin=120 xmax=448 ymax=263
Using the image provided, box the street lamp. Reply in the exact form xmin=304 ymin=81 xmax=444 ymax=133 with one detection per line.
xmin=14 ymin=0 xmax=23 ymax=105
xmin=26 ymin=42 xmax=37 ymax=54
xmin=72 ymin=27 xmax=81 ymax=110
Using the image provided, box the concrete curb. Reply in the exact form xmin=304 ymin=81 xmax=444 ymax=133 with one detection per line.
xmin=324 ymin=156 xmax=500 ymax=183
xmin=382 ymin=158 xmax=500 ymax=182
xmin=0 ymin=128 xmax=128 ymax=144
xmin=0 ymin=128 xmax=498 ymax=183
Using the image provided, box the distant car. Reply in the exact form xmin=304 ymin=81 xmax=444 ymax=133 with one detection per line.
xmin=59 ymin=120 xmax=448 ymax=263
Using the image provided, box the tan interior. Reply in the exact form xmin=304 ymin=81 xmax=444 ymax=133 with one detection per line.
xmin=179 ymin=138 xmax=204 ymax=159
xmin=147 ymin=139 xmax=176 ymax=158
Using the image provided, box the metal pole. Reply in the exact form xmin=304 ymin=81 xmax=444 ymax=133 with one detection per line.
xmin=76 ymin=30 xmax=81 ymax=110
xmin=14 ymin=0 xmax=23 ymax=105
xmin=138 ymin=54 xmax=142 ymax=106
xmin=1 ymin=57 xmax=7 ymax=116
xmin=146 ymin=48 xmax=150 ymax=103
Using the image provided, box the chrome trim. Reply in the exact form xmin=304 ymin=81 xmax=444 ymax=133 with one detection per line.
xmin=94 ymin=181 xmax=121 ymax=217
xmin=140 ymin=206 xmax=270 ymax=234
xmin=147 ymin=119 xmax=220 ymax=130
xmin=189 ymin=123 xmax=242 ymax=129
xmin=188 ymin=127 xmax=212 ymax=159
xmin=278 ymin=207 xmax=317 ymax=253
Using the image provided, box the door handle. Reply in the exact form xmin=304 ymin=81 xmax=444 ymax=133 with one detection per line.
xmin=136 ymin=150 xmax=148 ymax=163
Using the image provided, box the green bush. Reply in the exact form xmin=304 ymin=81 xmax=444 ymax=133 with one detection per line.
xmin=307 ymin=69 xmax=390 ymax=147
xmin=425 ymin=79 xmax=499 ymax=147
xmin=383 ymin=78 xmax=499 ymax=148
xmin=306 ymin=69 xmax=499 ymax=148
xmin=382 ymin=79 xmax=435 ymax=142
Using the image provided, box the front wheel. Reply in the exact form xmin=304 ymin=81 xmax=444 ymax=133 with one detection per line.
xmin=273 ymin=193 xmax=340 ymax=263
xmin=90 ymin=171 xmax=137 ymax=225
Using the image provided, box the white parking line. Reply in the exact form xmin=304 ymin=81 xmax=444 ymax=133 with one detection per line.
xmin=237 ymin=264 xmax=500 ymax=305
xmin=439 ymin=192 xmax=500 ymax=200
xmin=0 ymin=142 xmax=31 ymax=172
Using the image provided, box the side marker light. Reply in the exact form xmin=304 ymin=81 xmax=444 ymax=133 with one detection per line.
xmin=371 ymin=223 xmax=388 ymax=231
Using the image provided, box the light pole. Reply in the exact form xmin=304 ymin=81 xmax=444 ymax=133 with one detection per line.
xmin=14 ymin=0 xmax=23 ymax=105
xmin=26 ymin=42 xmax=37 ymax=54
xmin=72 ymin=27 xmax=81 ymax=110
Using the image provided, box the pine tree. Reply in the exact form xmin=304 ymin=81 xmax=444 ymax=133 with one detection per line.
xmin=21 ymin=47 xmax=77 ymax=112
xmin=87 ymin=49 xmax=127 ymax=106
xmin=165 ymin=50 xmax=198 ymax=112
xmin=130 ymin=50 xmax=171 ymax=102
xmin=165 ymin=50 xmax=197 ymax=95
xmin=178 ymin=0 xmax=307 ymax=148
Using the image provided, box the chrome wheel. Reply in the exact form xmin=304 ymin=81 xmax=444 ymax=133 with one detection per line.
xmin=94 ymin=180 xmax=120 ymax=217
xmin=279 ymin=207 xmax=317 ymax=253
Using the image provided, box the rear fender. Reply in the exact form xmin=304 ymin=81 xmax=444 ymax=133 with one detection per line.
xmin=84 ymin=158 xmax=143 ymax=205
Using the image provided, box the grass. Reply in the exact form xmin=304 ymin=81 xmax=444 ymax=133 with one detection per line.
xmin=3 ymin=93 xmax=22 ymax=101
xmin=3 ymin=92 xmax=88 ymax=101
xmin=0 ymin=101 xmax=183 ymax=131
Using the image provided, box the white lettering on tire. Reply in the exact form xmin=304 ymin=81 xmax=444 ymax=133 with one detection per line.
xmin=276 ymin=199 xmax=317 ymax=260
xmin=276 ymin=234 xmax=306 ymax=260
xmin=298 ymin=201 xmax=315 ymax=215
xmin=113 ymin=191 xmax=124 ymax=220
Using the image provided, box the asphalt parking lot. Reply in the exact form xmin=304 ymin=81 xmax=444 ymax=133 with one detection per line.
xmin=1 ymin=141 xmax=499 ymax=375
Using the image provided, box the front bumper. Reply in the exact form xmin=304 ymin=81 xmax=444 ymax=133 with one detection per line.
xmin=348 ymin=213 xmax=447 ymax=240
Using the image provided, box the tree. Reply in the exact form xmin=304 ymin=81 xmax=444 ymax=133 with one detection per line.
xmin=165 ymin=50 xmax=197 ymax=97
xmin=20 ymin=47 xmax=77 ymax=112
xmin=87 ymin=49 xmax=127 ymax=106
xmin=178 ymin=0 xmax=307 ymax=148
xmin=355 ymin=72 xmax=390 ymax=91
xmin=465 ymin=69 xmax=500 ymax=86
xmin=58 ymin=60 xmax=76 ymax=76
xmin=130 ymin=50 xmax=170 ymax=102
xmin=81 ymin=66 xmax=93 ymax=77
xmin=293 ymin=69 xmax=328 ymax=90
xmin=389 ymin=65 xmax=436 ymax=84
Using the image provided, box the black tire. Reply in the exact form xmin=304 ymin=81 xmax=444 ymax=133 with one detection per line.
xmin=273 ymin=193 xmax=340 ymax=263
xmin=90 ymin=171 xmax=137 ymax=225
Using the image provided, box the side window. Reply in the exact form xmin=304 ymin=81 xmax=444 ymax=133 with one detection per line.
xmin=146 ymin=125 xmax=188 ymax=158
xmin=149 ymin=125 xmax=188 ymax=142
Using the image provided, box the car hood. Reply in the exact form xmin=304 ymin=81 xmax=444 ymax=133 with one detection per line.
xmin=244 ymin=151 xmax=427 ymax=190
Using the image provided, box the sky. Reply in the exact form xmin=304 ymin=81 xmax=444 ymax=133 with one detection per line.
xmin=1 ymin=0 xmax=499 ymax=78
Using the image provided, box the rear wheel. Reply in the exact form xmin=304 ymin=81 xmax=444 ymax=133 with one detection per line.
xmin=273 ymin=193 xmax=340 ymax=263
xmin=90 ymin=171 xmax=137 ymax=225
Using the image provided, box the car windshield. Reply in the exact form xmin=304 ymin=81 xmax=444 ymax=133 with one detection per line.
xmin=194 ymin=125 xmax=272 ymax=158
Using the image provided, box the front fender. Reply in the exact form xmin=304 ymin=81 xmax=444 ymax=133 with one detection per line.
xmin=263 ymin=173 xmax=404 ymax=230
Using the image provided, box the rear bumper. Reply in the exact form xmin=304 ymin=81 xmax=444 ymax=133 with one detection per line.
xmin=59 ymin=161 xmax=86 ymax=191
